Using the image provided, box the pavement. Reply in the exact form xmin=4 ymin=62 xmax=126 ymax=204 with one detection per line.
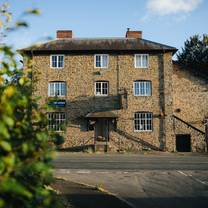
xmin=53 ymin=152 xmax=208 ymax=208
xmin=52 ymin=179 xmax=131 ymax=208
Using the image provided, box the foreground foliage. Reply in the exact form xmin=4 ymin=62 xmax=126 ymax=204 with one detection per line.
xmin=0 ymin=2 xmax=63 ymax=208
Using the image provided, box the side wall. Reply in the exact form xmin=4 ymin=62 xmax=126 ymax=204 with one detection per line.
xmin=173 ymin=64 xmax=207 ymax=152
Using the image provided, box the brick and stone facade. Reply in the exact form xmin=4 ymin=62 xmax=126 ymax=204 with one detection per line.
xmin=20 ymin=30 xmax=207 ymax=152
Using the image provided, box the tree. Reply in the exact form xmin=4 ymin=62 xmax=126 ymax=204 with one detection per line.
xmin=177 ymin=34 xmax=208 ymax=77
xmin=0 ymin=2 xmax=63 ymax=208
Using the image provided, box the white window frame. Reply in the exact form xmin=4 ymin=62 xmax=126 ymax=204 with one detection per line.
xmin=134 ymin=112 xmax=153 ymax=132
xmin=50 ymin=54 xmax=65 ymax=69
xmin=94 ymin=54 xmax=109 ymax=68
xmin=94 ymin=81 xmax=109 ymax=96
xmin=48 ymin=112 xmax=66 ymax=132
xmin=134 ymin=54 xmax=149 ymax=68
xmin=48 ymin=81 xmax=66 ymax=97
xmin=133 ymin=81 xmax=152 ymax=96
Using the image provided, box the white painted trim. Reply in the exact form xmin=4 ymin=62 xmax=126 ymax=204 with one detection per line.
xmin=94 ymin=81 xmax=109 ymax=96
xmin=50 ymin=54 xmax=65 ymax=69
xmin=133 ymin=80 xmax=152 ymax=96
xmin=134 ymin=54 xmax=149 ymax=69
xmin=48 ymin=81 xmax=66 ymax=97
xmin=94 ymin=54 xmax=109 ymax=69
xmin=133 ymin=112 xmax=153 ymax=132
xmin=48 ymin=112 xmax=66 ymax=132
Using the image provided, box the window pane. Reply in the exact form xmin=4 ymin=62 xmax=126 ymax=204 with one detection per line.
xmin=134 ymin=82 xmax=139 ymax=95
xmin=141 ymin=82 xmax=145 ymax=95
xmin=142 ymin=55 xmax=147 ymax=67
xmin=102 ymin=82 xmax=108 ymax=95
xmin=96 ymin=82 xmax=101 ymax=95
xmin=146 ymin=82 xmax=151 ymax=96
xmin=102 ymin=55 xmax=108 ymax=67
xmin=96 ymin=55 xmax=101 ymax=67
xmin=58 ymin=55 xmax=64 ymax=68
xmin=55 ymin=83 xmax=59 ymax=95
xmin=61 ymin=82 xmax=66 ymax=96
xmin=52 ymin=56 xmax=57 ymax=67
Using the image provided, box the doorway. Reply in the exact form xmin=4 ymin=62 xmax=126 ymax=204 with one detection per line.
xmin=95 ymin=118 xmax=109 ymax=142
xmin=176 ymin=134 xmax=191 ymax=152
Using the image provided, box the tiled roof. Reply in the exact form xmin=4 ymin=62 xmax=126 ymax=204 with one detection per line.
xmin=19 ymin=38 xmax=177 ymax=53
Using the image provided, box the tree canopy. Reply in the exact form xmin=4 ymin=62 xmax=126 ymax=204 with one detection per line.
xmin=177 ymin=34 xmax=208 ymax=78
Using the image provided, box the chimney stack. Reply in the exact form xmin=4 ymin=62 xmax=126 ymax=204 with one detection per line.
xmin=126 ymin=29 xmax=142 ymax=39
xmin=56 ymin=30 xmax=73 ymax=39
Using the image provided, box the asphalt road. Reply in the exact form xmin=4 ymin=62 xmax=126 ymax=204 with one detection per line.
xmin=53 ymin=152 xmax=208 ymax=170
xmin=54 ymin=153 xmax=208 ymax=208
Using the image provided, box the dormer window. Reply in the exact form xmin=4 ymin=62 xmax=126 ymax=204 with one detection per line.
xmin=50 ymin=55 xmax=64 ymax=68
xmin=94 ymin=54 xmax=109 ymax=68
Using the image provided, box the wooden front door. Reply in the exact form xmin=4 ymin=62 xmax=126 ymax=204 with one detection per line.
xmin=95 ymin=119 xmax=109 ymax=141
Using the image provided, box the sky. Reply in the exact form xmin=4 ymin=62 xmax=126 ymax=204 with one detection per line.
xmin=1 ymin=0 xmax=208 ymax=52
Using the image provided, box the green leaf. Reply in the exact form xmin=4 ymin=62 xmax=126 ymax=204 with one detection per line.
xmin=0 ymin=140 xmax=12 ymax=152
xmin=0 ymin=123 xmax=10 ymax=139
xmin=0 ymin=179 xmax=32 ymax=198
xmin=3 ymin=115 xmax=14 ymax=127
xmin=24 ymin=8 xmax=41 ymax=15
xmin=15 ymin=21 xmax=28 ymax=28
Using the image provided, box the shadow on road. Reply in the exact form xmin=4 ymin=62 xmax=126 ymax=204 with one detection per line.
xmin=52 ymin=179 xmax=131 ymax=208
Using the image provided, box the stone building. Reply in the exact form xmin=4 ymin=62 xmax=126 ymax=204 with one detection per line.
xmin=173 ymin=63 xmax=207 ymax=152
xmin=20 ymin=29 xmax=206 ymax=152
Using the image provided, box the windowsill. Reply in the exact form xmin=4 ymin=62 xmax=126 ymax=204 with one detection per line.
xmin=50 ymin=67 xmax=64 ymax=69
xmin=95 ymin=94 xmax=109 ymax=97
xmin=94 ymin=67 xmax=109 ymax=69
xmin=49 ymin=130 xmax=65 ymax=133
xmin=135 ymin=67 xmax=149 ymax=69
xmin=48 ymin=96 xmax=66 ymax=98
xmin=134 ymin=130 xmax=153 ymax=133
xmin=134 ymin=95 xmax=151 ymax=97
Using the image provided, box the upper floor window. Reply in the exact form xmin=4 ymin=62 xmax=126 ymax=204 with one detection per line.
xmin=48 ymin=81 xmax=66 ymax=97
xmin=95 ymin=81 xmax=109 ymax=96
xmin=134 ymin=112 xmax=153 ymax=132
xmin=48 ymin=112 xmax=66 ymax=132
xmin=135 ymin=54 xmax=149 ymax=68
xmin=50 ymin=55 xmax=64 ymax=68
xmin=94 ymin=54 xmax=109 ymax=68
xmin=134 ymin=81 xmax=152 ymax=96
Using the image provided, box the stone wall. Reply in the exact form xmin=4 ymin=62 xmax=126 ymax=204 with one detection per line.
xmin=32 ymin=52 xmax=174 ymax=151
xmin=173 ymin=63 xmax=208 ymax=152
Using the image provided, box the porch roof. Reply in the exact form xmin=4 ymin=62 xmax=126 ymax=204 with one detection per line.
xmin=86 ymin=111 xmax=118 ymax=118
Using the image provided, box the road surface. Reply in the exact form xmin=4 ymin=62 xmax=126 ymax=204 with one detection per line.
xmin=54 ymin=153 xmax=208 ymax=208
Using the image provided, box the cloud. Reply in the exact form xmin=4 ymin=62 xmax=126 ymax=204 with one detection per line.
xmin=146 ymin=0 xmax=202 ymax=16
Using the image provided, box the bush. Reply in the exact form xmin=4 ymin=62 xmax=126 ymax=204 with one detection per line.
xmin=0 ymin=2 xmax=63 ymax=208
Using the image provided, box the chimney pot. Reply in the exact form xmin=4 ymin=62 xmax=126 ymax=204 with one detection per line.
xmin=57 ymin=30 xmax=73 ymax=39
xmin=126 ymin=30 xmax=142 ymax=39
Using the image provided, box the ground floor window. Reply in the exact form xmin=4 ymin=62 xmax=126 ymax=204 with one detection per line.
xmin=134 ymin=112 xmax=153 ymax=131
xmin=48 ymin=112 xmax=66 ymax=132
